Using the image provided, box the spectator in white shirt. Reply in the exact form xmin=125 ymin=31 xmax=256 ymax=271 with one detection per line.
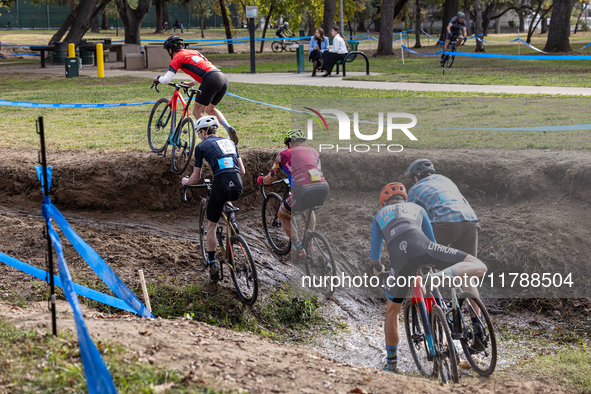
xmin=322 ymin=25 xmax=349 ymax=77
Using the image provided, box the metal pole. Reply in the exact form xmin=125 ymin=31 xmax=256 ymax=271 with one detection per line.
xmin=37 ymin=117 xmax=57 ymax=337
xmin=16 ymin=0 xmax=20 ymax=29
xmin=518 ymin=29 xmax=520 ymax=55
xmin=339 ymin=0 xmax=344 ymax=33
xmin=249 ymin=17 xmax=255 ymax=73
xmin=47 ymin=4 xmax=50 ymax=30
xmin=400 ymin=32 xmax=404 ymax=64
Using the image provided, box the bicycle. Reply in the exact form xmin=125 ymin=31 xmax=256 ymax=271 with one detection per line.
xmin=182 ymin=178 xmax=258 ymax=305
xmin=148 ymin=82 xmax=199 ymax=175
xmin=404 ymin=265 xmax=497 ymax=383
xmin=271 ymin=34 xmax=299 ymax=53
xmin=441 ymin=35 xmax=465 ymax=73
xmin=258 ymin=173 xmax=336 ymax=297
xmin=260 ymin=176 xmax=291 ymax=255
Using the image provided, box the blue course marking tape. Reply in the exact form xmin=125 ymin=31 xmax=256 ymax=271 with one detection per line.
xmin=0 ymin=100 xmax=156 ymax=108
xmin=0 ymin=53 xmax=40 ymax=57
xmin=401 ymin=45 xmax=591 ymax=59
xmin=0 ymin=252 xmax=135 ymax=313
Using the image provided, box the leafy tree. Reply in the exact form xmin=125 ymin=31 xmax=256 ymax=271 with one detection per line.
xmin=49 ymin=0 xmax=112 ymax=44
xmin=188 ymin=0 xmax=214 ymax=37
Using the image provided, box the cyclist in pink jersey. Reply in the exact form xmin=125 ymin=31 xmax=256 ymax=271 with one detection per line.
xmin=152 ymin=36 xmax=238 ymax=144
xmin=257 ymin=130 xmax=329 ymax=259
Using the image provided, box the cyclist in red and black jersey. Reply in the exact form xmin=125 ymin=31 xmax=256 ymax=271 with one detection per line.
xmin=257 ymin=129 xmax=329 ymax=259
xmin=152 ymin=36 xmax=239 ymax=144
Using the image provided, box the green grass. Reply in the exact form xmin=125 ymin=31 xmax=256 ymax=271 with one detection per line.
xmin=1 ymin=74 xmax=590 ymax=151
xmin=0 ymin=319 xmax=223 ymax=393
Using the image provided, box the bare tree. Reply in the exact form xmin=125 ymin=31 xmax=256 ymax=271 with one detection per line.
xmin=114 ymin=0 xmax=153 ymax=44
xmin=543 ymin=0 xmax=575 ymax=52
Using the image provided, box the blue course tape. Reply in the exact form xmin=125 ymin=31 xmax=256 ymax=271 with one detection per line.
xmin=0 ymin=100 xmax=156 ymax=108
xmin=0 ymin=252 xmax=135 ymax=313
xmin=36 ymin=166 xmax=153 ymax=319
xmin=42 ymin=207 xmax=118 ymax=394
xmin=401 ymin=45 xmax=591 ymax=59
xmin=0 ymin=53 xmax=40 ymax=57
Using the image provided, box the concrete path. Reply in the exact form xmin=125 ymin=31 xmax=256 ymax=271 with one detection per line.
xmin=4 ymin=63 xmax=591 ymax=96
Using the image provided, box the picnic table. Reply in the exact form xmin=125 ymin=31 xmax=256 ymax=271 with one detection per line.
xmin=29 ymin=45 xmax=55 ymax=68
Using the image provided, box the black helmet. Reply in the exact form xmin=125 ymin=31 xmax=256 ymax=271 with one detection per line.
xmin=164 ymin=36 xmax=183 ymax=51
xmin=405 ymin=158 xmax=436 ymax=179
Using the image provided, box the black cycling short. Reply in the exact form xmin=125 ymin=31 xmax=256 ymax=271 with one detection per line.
xmin=384 ymin=228 xmax=468 ymax=303
xmin=283 ymin=181 xmax=329 ymax=214
xmin=196 ymin=71 xmax=228 ymax=106
xmin=207 ymin=172 xmax=243 ymax=223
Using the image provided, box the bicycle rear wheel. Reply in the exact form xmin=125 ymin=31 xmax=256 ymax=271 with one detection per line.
xmin=404 ymin=299 xmax=437 ymax=377
xmin=198 ymin=198 xmax=209 ymax=267
xmin=458 ymin=292 xmax=497 ymax=376
xmin=147 ymin=98 xmax=173 ymax=153
xmin=304 ymin=232 xmax=337 ymax=298
xmin=171 ymin=117 xmax=196 ymax=175
xmin=431 ymin=305 xmax=459 ymax=384
xmin=271 ymin=41 xmax=283 ymax=53
xmin=229 ymin=234 xmax=258 ymax=305
xmin=262 ymin=193 xmax=291 ymax=255
xmin=446 ymin=47 xmax=456 ymax=68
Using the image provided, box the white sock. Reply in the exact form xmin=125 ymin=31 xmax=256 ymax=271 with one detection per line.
xmin=219 ymin=119 xmax=230 ymax=131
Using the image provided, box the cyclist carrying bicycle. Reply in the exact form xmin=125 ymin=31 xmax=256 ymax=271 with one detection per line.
xmin=257 ymin=129 xmax=329 ymax=260
xmin=440 ymin=12 xmax=468 ymax=65
xmin=152 ymin=36 xmax=239 ymax=145
xmin=369 ymin=182 xmax=487 ymax=373
xmin=276 ymin=22 xmax=294 ymax=43
xmin=182 ymin=116 xmax=245 ymax=281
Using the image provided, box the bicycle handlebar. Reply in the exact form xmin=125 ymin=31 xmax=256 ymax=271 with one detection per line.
xmin=258 ymin=173 xmax=290 ymax=199
xmin=151 ymin=81 xmax=202 ymax=95
xmin=181 ymin=178 xmax=211 ymax=202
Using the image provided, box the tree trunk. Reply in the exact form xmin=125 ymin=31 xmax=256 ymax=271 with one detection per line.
xmin=115 ymin=0 xmax=152 ymax=44
xmin=154 ymin=0 xmax=163 ymax=33
xmin=543 ymin=0 xmax=575 ymax=52
xmin=101 ymin=9 xmax=110 ymax=30
xmin=414 ymin=0 xmax=421 ymax=48
xmin=474 ymin=0 xmax=485 ymax=51
xmin=464 ymin=2 xmax=471 ymax=35
xmin=64 ymin=0 xmax=111 ymax=43
xmin=91 ymin=5 xmax=100 ymax=32
xmin=218 ymin=0 xmax=234 ymax=53
xmin=49 ymin=8 xmax=79 ymax=44
xmin=201 ymin=15 xmax=206 ymax=38
xmin=348 ymin=20 xmax=354 ymax=37
xmin=377 ymin=0 xmax=395 ymax=55
xmin=518 ymin=10 xmax=525 ymax=32
xmin=541 ymin=16 xmax=548 ymax=33
xmin=495 ymin=11 xmax=500 ymax=33
xmin=574 ymin=4 xmax=586 ymax=33
xmin=323 ymin=0 xmax=336 ymax=34
xmin=308 ymin=10 xmax=315 ymax=35
xmin=163 ymin=1 xmax=169 ymax=28
xmin=440 ymin=0 xmax=459 ymax=42
xmin=482 ymin=3 xmax=493 ymax=36
xmin=259 ymin=2 xmax=274 ymax=53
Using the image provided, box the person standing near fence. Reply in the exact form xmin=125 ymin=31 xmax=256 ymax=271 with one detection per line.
xmin=322 ymin=25 xmax=349 ymax=77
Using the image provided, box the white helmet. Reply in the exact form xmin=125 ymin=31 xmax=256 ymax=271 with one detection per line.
xmin=284 ymin=22 xmax=289 ymax=27
xmin=195 ymin=115 xmax=219 ymax=134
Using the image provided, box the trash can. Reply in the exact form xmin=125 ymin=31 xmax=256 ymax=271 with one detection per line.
xmin=65 ymin=57 xmax=79 ymax=78
xmin=52 ymin=42 xmax=68 ymax=65
xmin=299 ymin=29 xmax=305 ymax=38
xmin=296 ymin=44 xmax=305 ymax=74
xmin=80 ymin=49 xmax=94 ymax=65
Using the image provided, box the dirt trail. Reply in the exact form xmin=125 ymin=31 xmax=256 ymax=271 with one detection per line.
xmin=1 ymin=147 xmax=589 ymax=393
xmin=0 ymin=301 xmax=563 ymax=394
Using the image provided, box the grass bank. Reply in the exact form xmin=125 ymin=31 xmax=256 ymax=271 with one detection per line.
xmin=1 ymin=74 xmax=590 ymax=151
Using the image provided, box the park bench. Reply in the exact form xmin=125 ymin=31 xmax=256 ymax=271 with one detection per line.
xmin=334 ymin=41 xmax=369 ymax=77
xmin=28 ymin=45 xmax=55 ymax=68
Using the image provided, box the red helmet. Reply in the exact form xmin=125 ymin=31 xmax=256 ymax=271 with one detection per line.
xmin=379 ymin=182 xmax=407 ymax=206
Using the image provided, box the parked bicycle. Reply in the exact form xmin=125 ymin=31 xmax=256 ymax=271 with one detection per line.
xmin=182 ymin=178 xmax=258 ymax=305
xmin=148 ymin=82 xmax=199 ymax=175
xmin=272 ymin=34 xmax=300 ymax=53
xmin=259 ymin=174 xmax=337 ymax=298
xmin=404 ymin=265 xmax=497 ymax=383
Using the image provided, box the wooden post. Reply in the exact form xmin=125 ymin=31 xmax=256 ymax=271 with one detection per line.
xmin=138 ymin=270 xmax=152 ymax=312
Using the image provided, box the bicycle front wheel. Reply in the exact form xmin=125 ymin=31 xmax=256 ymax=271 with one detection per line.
xmin=304 ymin=232 xmax=337 ymax=298
xmin=404 ymin=299 xmax=437 ymax=377
xmin=171 ymin=117 xmax=196 ymax=175
xmin=262 ymin=193 xmax=291 ymax=255
xmin=271 ymin=41 xmax=283 ymax=53
xmin=198 ymin=198 xmax=209 ymax=267
xmin=446 ymin=47 xmax=456 ymax=68
xmin=148 ymin=98 xmax=173 ymax=153
xmin=458 ymin=292 xmax=497 ymax=376
xmin=432 ymin=305 xmax=459 ymax=384
xmin=229 ymin=234 xmax=258 ymax=305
